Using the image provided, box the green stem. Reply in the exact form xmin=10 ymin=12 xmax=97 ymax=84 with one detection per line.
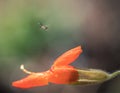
xmin=108 ymin=70 xmax=120 ymax=80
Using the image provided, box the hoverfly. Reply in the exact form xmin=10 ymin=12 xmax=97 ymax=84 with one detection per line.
xmin=39 ymin=23 xmax=48 ymax=31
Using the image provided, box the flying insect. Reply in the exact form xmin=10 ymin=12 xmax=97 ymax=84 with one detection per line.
xmin=39 ymin=23 xmax=48 ymax=31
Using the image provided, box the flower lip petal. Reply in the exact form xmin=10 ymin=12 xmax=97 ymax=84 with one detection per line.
xmin=12 ymin=71 xmax=50 ymax=88
xmin=52 ymin=46 xmax=82 ymax=67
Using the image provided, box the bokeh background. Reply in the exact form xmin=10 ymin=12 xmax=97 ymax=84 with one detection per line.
xmin=0 ymin=0 xmax=120 ymax=93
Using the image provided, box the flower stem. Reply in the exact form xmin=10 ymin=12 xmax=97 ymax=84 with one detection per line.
xmin=108 ymin=70 xmax=120 ymax=80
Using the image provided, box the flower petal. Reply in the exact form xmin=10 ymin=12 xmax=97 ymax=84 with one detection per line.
xmin=12 ymin=71 xmax=49 ymax=88
xmin=52 ymin=46 xmax=82 ymax=67
xmin=49 ymin=66 xmax=79 ymax=84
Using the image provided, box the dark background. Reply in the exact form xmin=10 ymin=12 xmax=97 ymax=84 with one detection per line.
xmin=0 ymin=0 xmax=120 ymax=93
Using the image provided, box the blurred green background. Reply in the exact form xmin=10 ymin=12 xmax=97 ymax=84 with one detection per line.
xmin=0 ymin=0 xmax=120 ymax=93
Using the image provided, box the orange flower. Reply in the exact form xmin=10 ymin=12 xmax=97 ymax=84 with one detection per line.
xmin=12 ymin=46 xmax=82 ymax=88
xmin=12 ymin=46 xmax=120 ymax=88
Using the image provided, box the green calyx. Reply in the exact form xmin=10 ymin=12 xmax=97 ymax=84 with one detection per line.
xmin=72 ymin=68 xmax=120 ymax=85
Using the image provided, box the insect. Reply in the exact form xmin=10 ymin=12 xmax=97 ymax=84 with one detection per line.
xmin=39 ymin=23 xmax=48 ymax=31
xmin=12 ymin=46 xmax=120 ymax=88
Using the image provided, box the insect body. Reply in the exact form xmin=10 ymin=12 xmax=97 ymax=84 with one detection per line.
xmin=39 ymin=23 xmax=48 ymax=31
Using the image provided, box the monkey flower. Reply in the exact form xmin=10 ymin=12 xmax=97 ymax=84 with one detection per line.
xmin=12 ymin=46 xmax=120 ymax=88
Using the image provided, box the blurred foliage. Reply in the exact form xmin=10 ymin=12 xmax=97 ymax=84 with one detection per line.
xmin=0 ymin=0 xmax=83 ymax=59
xmin=0 ymin=1 xmax=50 ymax=58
